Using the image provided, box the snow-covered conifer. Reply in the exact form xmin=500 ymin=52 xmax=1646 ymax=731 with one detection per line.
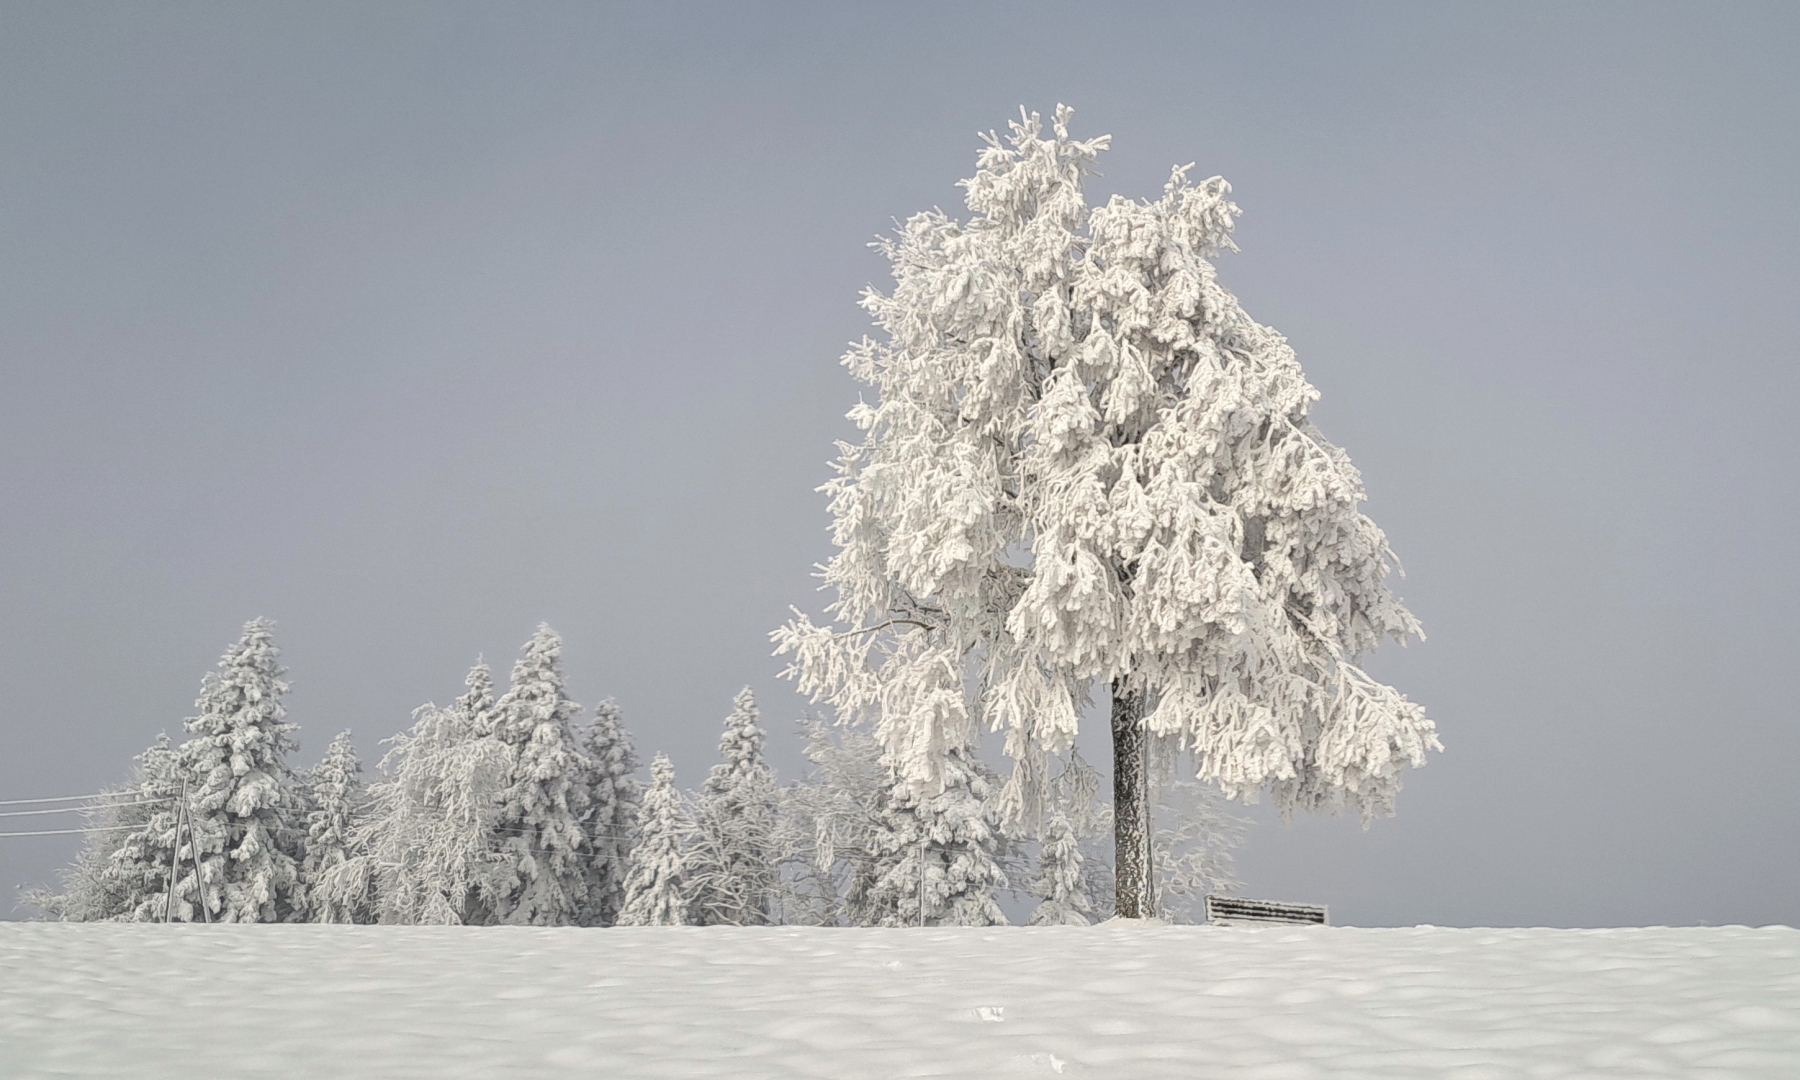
xmin=858 ymin=748 xmax=1009 ymax=927
xmin=577 ymin=697 xmax=640 ymax=927
xmin=300 ymin=731 xmax=365 ymax=923
xmin=489 ymin=625 xmax=591 ymax=925
xmin=686 ymin=688 xmax=779 ymax=926
xmin=704 ymin=688 xmax=772 ymax=797
xmin=1038 ymin=748 xmax=1246 ymax=921
xmin=455 ymin=659 xmax=497 ymax=737
xmin=1028 ymin=809 xmax=1091 ymax=926
xmin=775 ymin=106 xmax=1438 ymax=917
xmin=617 ymin=754 xmax=688 ymax=926
xmin=1046 ymin=749 xmax=1120 ymax=916
xmin=177 ymin=618 xmax=307 ymax=923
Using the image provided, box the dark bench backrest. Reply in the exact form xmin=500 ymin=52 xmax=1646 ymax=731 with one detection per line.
xmin=1204 ymin=895 xmax=1329 ymax=926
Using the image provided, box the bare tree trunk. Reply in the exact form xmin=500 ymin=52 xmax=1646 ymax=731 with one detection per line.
xmin=1111 ymin=682 xmax=1154 ymax=918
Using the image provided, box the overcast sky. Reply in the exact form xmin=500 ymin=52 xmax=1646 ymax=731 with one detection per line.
xmin=3 ymin=2 xmax=1795 ymax=927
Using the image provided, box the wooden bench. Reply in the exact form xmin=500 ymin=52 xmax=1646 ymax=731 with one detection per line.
xmin=1204 ymin=895 xmax=1329 ymax=926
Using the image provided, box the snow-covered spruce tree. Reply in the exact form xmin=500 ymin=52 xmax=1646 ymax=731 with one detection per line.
xmin=1040 ymin=747 xmax=1246 ymax=921
xmin=617 ymin=754 xmax=689 ymax=926
xmin=775 ymin=106 xmax=1438 ymax=917
xmin=1045 ymin=749 xmax=1121 ymax=917
xmin=706 ymin=689 xmax=772 ymax=795
xmin=25 ymin=735 xmax=183 ymax=921
xmin=177 ymin=618 xmax=308 ymax=923
xmin=1028 ymin=809 xmax=1091 ymax=926
xmin=489 ymin=624 xmax=592 ymax=926
xmin=300 ymin=731 xmax=365 ymax=923
xmin=456 ymin=658 xmax=498 ymax=738
xmin=686 ymin=688 xmax=780 ymax=926
xmin=577 ymin=697 xmax=640 ymax=927
xmin=857 ymin=748 xmax=1009 ymax=927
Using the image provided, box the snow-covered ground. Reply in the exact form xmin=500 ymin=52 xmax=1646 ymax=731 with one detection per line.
xmin=2 ymin=922 xmax=1795 ymax=1079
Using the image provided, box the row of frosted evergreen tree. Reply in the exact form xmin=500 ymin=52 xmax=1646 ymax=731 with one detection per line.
xmin=31 ymin=618 xmax=1241 ymax=925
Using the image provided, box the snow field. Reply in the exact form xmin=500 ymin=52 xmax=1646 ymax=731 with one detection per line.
xmin=2 ymin=923 xmax=1795 ymax=1079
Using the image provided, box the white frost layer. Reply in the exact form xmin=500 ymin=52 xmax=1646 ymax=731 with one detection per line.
xmin=2 ymin=923 xmax=1796 ymax=1079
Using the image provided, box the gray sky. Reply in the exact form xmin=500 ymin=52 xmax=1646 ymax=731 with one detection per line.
xmin=3 ymin=2 xmax=1795 ymax=927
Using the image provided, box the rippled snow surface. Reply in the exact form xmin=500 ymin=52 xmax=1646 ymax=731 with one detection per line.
xmin=3 ymin=923 xmax=1796 ymax=1078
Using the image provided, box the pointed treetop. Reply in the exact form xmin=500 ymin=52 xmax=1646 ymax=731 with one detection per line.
xmin=316 ymin=730 xmax=361 ymax=774
xmin=461 ymin=658 xmax=494 ymax=709
xmin=142 ymin=731 xmax=175 ymax=768
xmin=187 ymin=617 xmax=290 ymax=738
xmin=493 ymin=624 xmax=580 ymax=745
xmin=510 ymin=625 xmax=564 ymax=691
xmin=704 ymin=687 xmax=768 ymax=798
xmin=456 ymin=658 xmax=496 ymax=736
xmin=584 ymin=697 xmax=639 ymax=774
xmin=520 ymin=623 xmax=561 ymax=665
xmin=590 ymin=696 xmax=624 ymax=732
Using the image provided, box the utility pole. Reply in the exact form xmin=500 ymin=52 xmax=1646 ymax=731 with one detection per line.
xmin=194 ymin=791 xmax=211 ymax=924
xmin=163 ymin=778 xmax=189 ymax=923
xmin=918 ymin=840 xmax=926 ymax=927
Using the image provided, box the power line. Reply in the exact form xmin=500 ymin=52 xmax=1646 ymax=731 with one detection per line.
xmin=0 ymin=824 xmax=147 ymax=838
xmin=0 ymin=792 xmax=141 ymax=807
xmin=0 ymin=799 xmax=169 ymax=819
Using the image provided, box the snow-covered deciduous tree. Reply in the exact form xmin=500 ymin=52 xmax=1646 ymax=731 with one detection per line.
xmin=318 ymin=662 xmax=513 ymax=925
xmin=177 ymin=618 xmax=307 ymax=923
xmin=856 ymin=748 xmax=1009 ymax=927
xmin=24 ymin=735 xmax=183 ymax=922
xmin=106 ymin=737 xmax=188 ymax=922
xmin=300 ymin=731 xmax=365 ymax=923
xmin=1150 ymin=775 xmax=1248 ymax=923
xmin=686 ymin=688 xmax=779 ymax=926
xmin=775 ymin=105 xmax=1438 ymax=917
xmin=782 ymin=720 xmax=890 ymax=925
xmin=489 ymin=624 xmax=592 ymax=926
xmin=618 ymin=754 xmax=689 ymax=926
xmin=1028 ymin=809 xmax=1092 ymax=926
xmin=577 ymin=697 xmax=640 ymax=927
